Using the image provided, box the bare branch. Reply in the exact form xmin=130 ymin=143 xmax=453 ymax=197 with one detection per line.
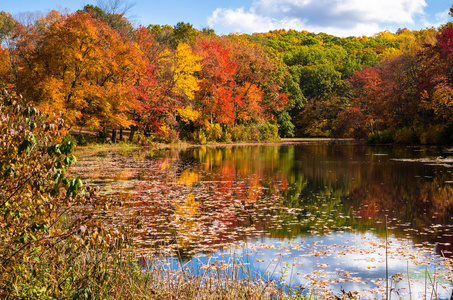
xmin=96 ymin=0 xmax=135 ymax=16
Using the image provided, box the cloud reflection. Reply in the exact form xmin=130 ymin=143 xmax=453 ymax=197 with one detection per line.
xmin=190 ymin=232 xmax=453 ymax=299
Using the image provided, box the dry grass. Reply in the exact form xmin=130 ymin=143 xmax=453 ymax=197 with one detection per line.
xmin=69 ymin=249 xmax=286 ymax=299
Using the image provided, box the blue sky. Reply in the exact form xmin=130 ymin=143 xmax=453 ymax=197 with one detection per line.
xmin=2 ymin=0 xmax=452 ymax=37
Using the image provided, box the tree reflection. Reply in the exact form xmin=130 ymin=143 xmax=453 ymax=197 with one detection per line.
xmin=71 ymin=144 xmax=453 ymax=258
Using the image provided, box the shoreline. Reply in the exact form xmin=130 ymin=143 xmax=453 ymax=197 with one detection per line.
xmin=184 ymin=137 xmax=359 ymax=148
xmin=74 ymin=138 xmax=452 ymax=155
xmin=75 ymin=137 xmax=359 ymax=152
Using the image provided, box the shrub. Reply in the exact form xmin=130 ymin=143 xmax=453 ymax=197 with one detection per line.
xmin=227 ymin=124 xmax=249 ymax=142
xmin=0 ymin=88 xmax=125 ymax=298
xmin=221 ymin=131 xmax=232 ymax=143
xmin=206 ymin=123 xmax=222 ymax=142
xmin=259 ymin=122 xmax=280 ymax=141
xmin=62 ymin=133 xmax=94 ymax=147
xmin=394 ymin=127 xmax=419 ymax=144
xmin=438 ymin=123 xmax=453 ymax=145
xmin=198 ymin=130 xmax=207 ymax=144
xmin=62 ymin=133 xmax=79 ymax=147
xmin=75 ymin=133 xmax=88 ymax=145
xmin=276 ymin=110 xmax=295 ymax=138
xmin=417 ymin=125 xmax=443 ymax=145
xmin=225 ymin=123 xmax=279 ymax=142
xmin=367 ymin=130 xmax=394 ymax=144
xmin=249 ymin=125 xmax=260 ymax=141
xmin=132 ymin=132 xmax=149 ymax=145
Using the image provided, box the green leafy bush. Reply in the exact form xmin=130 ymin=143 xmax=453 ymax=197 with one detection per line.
xmin=225 ymin=123 xmax=279 ymax=142
xmin=62 ymin=133 xmax=79 ymax=147
xmin=259 ymin=122 xmax=280 ymax=141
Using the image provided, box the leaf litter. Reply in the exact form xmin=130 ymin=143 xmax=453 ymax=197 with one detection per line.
xmin=70 ymin=146 xmax=453 ymax=299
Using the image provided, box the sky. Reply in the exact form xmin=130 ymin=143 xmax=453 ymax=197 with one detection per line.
xmin=2 ymin=0 xmax=453 ymax=37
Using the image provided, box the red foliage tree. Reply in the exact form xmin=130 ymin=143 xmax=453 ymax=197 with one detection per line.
xmin=194 ymin=39 xmax=238 ymax=125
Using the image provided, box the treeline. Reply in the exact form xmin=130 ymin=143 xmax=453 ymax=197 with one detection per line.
xmin=1 ymin=5 xmax=453 ymax=144
xmin=251 ymin=23 xmax=453 ymax=144
xmin=0 ymin=7 xmax=293 ymax=144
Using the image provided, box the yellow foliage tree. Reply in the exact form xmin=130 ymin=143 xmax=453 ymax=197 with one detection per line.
xmin=177 ymin=105 xmax=200 ymax=124
xmin=171 ymin=43 xmax=202 ymax=101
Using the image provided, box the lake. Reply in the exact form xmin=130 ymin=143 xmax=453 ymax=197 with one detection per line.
xmin=72 ymin=142 xmax=453 ymax=299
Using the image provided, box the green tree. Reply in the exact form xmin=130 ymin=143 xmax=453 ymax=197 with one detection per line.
xmin=173 ymin=22 xmax=199 ymax=44
xmin=0 ymin=11 xmax=16 ymax=43
xmin=83 ymin=3 xmax=134 ymax=36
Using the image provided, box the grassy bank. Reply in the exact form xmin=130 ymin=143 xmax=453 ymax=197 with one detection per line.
xmin=1 ymin=234 xmax=288 ymax=299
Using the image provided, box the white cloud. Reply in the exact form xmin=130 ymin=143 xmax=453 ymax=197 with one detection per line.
xmin=208 ymin=0 xmax=428 ymax=36
xmin=334 ymin=0 xmax=426 ymax=23
xmin=207 ymin=8 xmax=307 ymax=34
xmin=306 ymin=23 xmax=383 ymax=37
xmin=419 ymin=9 xmax=449 ymax=29
xmin=435 ymin=10 xmax=450 ymax=23
xmin=423 ymin=9 xmax=449 ymax=28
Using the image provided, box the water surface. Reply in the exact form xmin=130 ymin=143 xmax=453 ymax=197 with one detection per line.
xmin=72 ymin=142 xmax=453 ymax=298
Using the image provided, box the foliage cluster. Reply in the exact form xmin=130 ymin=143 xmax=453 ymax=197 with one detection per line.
xmin=249 ymin=27 xmax=453 ymax=141
xmin=1 ymin=4 xmax=453 ymax=147
xmin=226 ymin=122 xmax=280 ymax=142
xmin=0 ymin=8 xmax=294 ymax=143
xmin=335 ymin=24 xmax=453 ymax=144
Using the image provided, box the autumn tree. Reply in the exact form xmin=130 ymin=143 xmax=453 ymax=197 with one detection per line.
xmin=0 ymin=11 xmax=15 ymax=43
xmin=0 ymin=12 xmax=14 ymax=85
xmin=134 ymin=27 xmax=203 ymax=140
xmin=193 ymin=38 xmax=237 ymax=126
xmin=217 ymin=35 xmax=288 ymax=124
xmin=171 ymin=43 xmax=202 ymax=101
xmin=173 ymin=22 xmax=199 ymax=45
xmin=348 ymin=66 xmax=384 ymax=134
xmin=429 ymin=27 xmax=453 ymax=121
xmin=344 ymin=28 xmax=440 ymax=142
xmin=83 ymin=3 xmax=135 ymax=37
xmin=147 ymin=24 xmax=175 ymax=49
xmin=134 ymin=26 xmax=176 ymax=139
xmin=146 ymin=22 xmax=200 ymax=50
xmin=6 ymin=11 xmax=145 ymax=138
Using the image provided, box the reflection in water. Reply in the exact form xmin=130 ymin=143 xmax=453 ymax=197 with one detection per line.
xmin=177 ymin=232 xmax=452 ymax=299
xmin=72 ymin=143 xmax=453 ymax=298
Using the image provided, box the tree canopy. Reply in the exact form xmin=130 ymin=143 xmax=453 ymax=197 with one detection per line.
xmin=1 ymin=4 xmax=453 ymax=144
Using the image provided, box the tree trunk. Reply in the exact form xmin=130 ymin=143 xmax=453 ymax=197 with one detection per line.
xmin=129 ymin=110 xmax=136 ymax=142
xmin=129 ymin=125 xmax=136 ymax=142
xmin=111 ymin=129 xmax=117 ymax=144
xmin=119 ymin=127 xmax=123 ymax=141
xmin=99 ymin=128 xmax=107 ymax=139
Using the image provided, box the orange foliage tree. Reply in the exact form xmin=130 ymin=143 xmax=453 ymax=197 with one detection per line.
xmin=5 ymin=10 xmax=145 ymax=135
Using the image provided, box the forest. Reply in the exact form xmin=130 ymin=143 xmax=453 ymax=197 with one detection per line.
xmin=1 ymin=5 xmax=453 ymax=145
